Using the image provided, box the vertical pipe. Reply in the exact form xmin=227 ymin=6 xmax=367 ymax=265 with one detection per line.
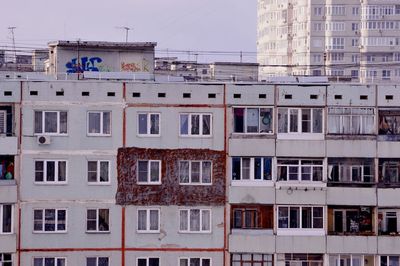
xmin=121 ymin=207 xmax=126 ymax=266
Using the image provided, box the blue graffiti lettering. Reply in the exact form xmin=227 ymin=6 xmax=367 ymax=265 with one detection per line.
xmin=65 ymin=57 xmax=103 ymax=73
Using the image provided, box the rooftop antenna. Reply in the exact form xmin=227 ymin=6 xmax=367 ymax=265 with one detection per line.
xmin=115 ymin=26 xmax=132 ymax=43
xmin=8 ymin=26 xmax=17 ymax=62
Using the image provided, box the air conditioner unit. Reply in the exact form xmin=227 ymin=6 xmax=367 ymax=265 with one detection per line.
xmin=37 ymin=135 xmax=51 ymax=145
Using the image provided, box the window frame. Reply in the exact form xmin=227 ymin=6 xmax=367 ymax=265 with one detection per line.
xmin=179 ymin=208 xmax=212 ymax=233
xmin=87 ymin=111 xmax=112 ymax=136
xmin=179 ymin=113 xmax=213 ymax=137
xmin=0 ymin=110 xmax=6 ymax=134
xmin=33 ymin=208 xmax=67 ymax=233
xmin=231 ymin=253 xmax=273 ymax=265
xmin=137 ymin=160 xmax=162 ymax=185
xmin=179 ymin=160 xmax=212 ymax=185
xmin=277 ymin=206 xmax=325 ymax=232
xmin=277 ymin=107 xmax=324 ymax=138
xmin=0 ymin=204 xmax=13 ymax=234
xmin=87 ymin=160 xmax=111 ymax=185
xmin=34 ymin=160 xmax=68 ymax=184
xmin=33 ymin=257 xmax=67 ymax=266
xmin=231 ymin=157 xmax=273 ymax=183
xmin=233 ymin=106 xmax=274 ymax=135
xmin=137 ymin=208 xmax=160 ymax=233
xmin=327 ymin=107 xmax=375 ymax=135
xmin=277 ymin=159 xmax=324 ymax=182
xmin=179 ymin=257 xmax=212 ymax=266
xmin=34 ymin=110 xmax=68 ymax=136
xmin=137 ymin=112 xmax=161 ymax=137
xmin=86 ymin=208 xmax=110 ymax=233
xmin=0 ymin=253 xmax=13 ymax=265
xmin=136 ymin=257 xmax=160 ymax=266
xmin=86 ymin=256 xmax=109 ymax=266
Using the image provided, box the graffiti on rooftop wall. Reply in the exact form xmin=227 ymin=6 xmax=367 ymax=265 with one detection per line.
xmin=120 ymin=58 xmax=150 ymax=72
xmin=65 ymin=57 xmax=103 ymax=73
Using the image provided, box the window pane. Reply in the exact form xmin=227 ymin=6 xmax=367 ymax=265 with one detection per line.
xmin=138 ymin=210 xmax=147 ymax=231
xmin=180 ymin=114 xmax=189 ymax=135
xmin=302 ymin=207 xmax=312 ymax=228
xmin=150 ymin=114 xmax=159 ymax=135
xmin=289 ymin=207 xmax=300 ymax=228
xmin=191 ymin=115 xmax=200 ymax=135
xmin=191 ymin=162 xmax=200 ymax=183
xmin=289 ymin=109 xmax=299 ymax=132
xmin=278 ymin=207 xmax=289 ymax=228
xmin=88 ymin=113 xmax=101 ymax=134
xmin=202 ymin=161 xmax=212 ymax=183
xmin=302 ymin=109 xmax=311 ymax=133
xmin=2 ymin=205 xmax=12 ymax=233
xmin=242 ymin=158 xmax=251 ymax=180
xmin=34 ymin=111 xmax=43 ymax=134
xmin=260 ymin=108 xmax=273 ymax=133
xmin=263 ymin=158 xmax=272 ymax=180
xmin=179 ymin=161 xmax=190 ymax=183
xmin=234 ymin=108 xmax=244 ymax=133
xmin=88 ymin=161 xmax=98 ymax=182
xmin=190 ymin=258 xmax=201 ymax=266
xmin=254 ymin=158 xmax=262 ymax=180
xmin=35 ymin=161 xmax=44 ymax=182
xmin=57 ymin=210 xmax=66 ymax=231
xmin=148 ymin=258 xmax=159 ymax=266
xmin=278 ymin=108 xmax=288 ymax=133
xmin=232 ymin=157 xmax=241 ymax=180
xmin=233 ymin=210 xmax=243 ymax=228
xmin=138 ymin=161 xmax=148 ymax=182
xmin=44 ymin=112 xmax=58 ymax=133
xmin=313 ymin=207 xmax=324 ymax=228
xmin=190 ymin=209 xmax=200 ymax=231
xmin=87 ymin=210 xmax=97 ymax=231
xmin=98 ymin=209 xmax=109 ymax=231
xmin=202 ymin=210 xmax=211 ymax=231
xmin=34 ymin=258 xmax=43 ymax=266
xmin=246 ymin=108 xmax=259 ymax=133
xmin=202 ymin=115 xmax=211 ymax=135
xmin=46 ymin=161 xmax=55 ymax=182
xmin=149 ymin=210 xmax=159 ymax=231
xmin=44 ymin=258 xmax=55 ymax=266
xmin=34 ymin=210 xmax=43 ymax=231
xmin=58 ymin=161 xmax=66 ymax=182
xmin=138 ymin=114 xmax=148 ymax=134
xmin=150 ymin=161 xmax=160 ymax=182
xmin=100 ymin=161 xmax=109 ymax=182
xmin=180 ymin=210 xmax=188 ymax=231
xmin=202 ymin=258 xmax=211 ymax=266
xmin=137 ymin=259 xmax=147 ymax=266
xmin=86 ymin=258 xmax=97 ymax=266
xmin=59 ymin=112 xmax=68 ymax=134
xmin=313 ymin=109 xmax=323 ymax=133
xmin=44 ymin=209 xmax=56 ymax=231
xmin=98 ymin=257 xmax=109 ymax=266
xmin=103 ymin=112 xmax=111 ymax=134
xmin=180 ymin=259 xmax=189 ymax=266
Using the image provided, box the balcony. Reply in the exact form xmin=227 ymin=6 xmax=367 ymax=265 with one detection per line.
xmin=229 ymin=230 xmax=275 ymax=253
xmin=327 ymin=235 xmax=377 ymax=253
xmin=327 ymin=187 xmax=376 ymax=206
xmin=0 ymin=234 xmax=16 ymax=253
xmin=0 ymin=136 xmax=17 ymax=155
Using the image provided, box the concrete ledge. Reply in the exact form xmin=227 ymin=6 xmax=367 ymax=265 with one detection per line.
xmin=229 ymin=230 xmax=275 ymax=253
xmin=327 ymin=235 xmax=377 ymax=253
xmin=327 ymin=187 xmax=376 ymax=205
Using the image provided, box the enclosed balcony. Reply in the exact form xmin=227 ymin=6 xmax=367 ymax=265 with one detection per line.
xmin=328 ymin=206 xmax=375 ymax=236
xmin=328 ymin=158 xmax=375 ymax=187
xmin=379 ymin=159 xmax=400 ymax=187
xmin=378 ymin=209 xmax=400 ymax=236
xmin=0 ymin=106 xmax=17 ymax=155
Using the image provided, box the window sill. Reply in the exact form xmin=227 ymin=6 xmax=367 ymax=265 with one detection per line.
xmin=87 ymin=134 xmax=112 ymax=137
xmin=277 ymin=133 xmax=324 ymax=140
xmin=33 ymin=231 xmax=67 ymax=234
xmin=179 ymin=183 xmax=212 ymax=186
xmin=0 ymin=180 xmax=16 ymax=186
xmin=34 ymin=134 xmax=68 ymax=137
xmin=178 ymin=231 xmax=212 ymax=234
xmin=276 ymin=181 xmax=326 ymax=188
xmin=179 ymin=135 xmax=213 ymax=138
xmin=137 ymin=182 xmax=162 ymax=185
xmin=85 ymin=231 xmax=111 ymax=234
xmin=137 ymin=230 xmax=160 ymax=234
xmin=277 ymin=229 xmax=325 ymax=236
xmin=34 ymin=182 xmax=68 ymax=186
xmin=87 ymin=182 xmax=111 ymax=186
xmin=137 ymin=134 xmax=161 ymax=138
xmin=231 ymin=181 xmax=274 ymax=187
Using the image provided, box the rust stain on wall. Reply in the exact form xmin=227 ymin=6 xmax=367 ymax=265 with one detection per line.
xmin=116 ymin=147 xmax=226 ymax=206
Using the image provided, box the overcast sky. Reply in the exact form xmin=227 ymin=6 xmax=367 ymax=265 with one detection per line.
xmin=0 ymin=0 xmax=257 ymax=62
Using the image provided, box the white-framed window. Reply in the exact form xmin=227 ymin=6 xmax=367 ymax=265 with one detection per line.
xmin=378 ymin=210 xmax=399 ymax=235
xmin=0 ymin=253 xmax=12 ymax=265
xmin=180 ymin=113 xmax=212 ymax=136
xmin=330 ymin=254 xmax=371 ymax=266
xmin=34 ymin=111 xmax=67 ymax=135
xmin=179 ymin=258 xmax=211 ymax=266
xmin=328 ymin=158 xmax=374 ymax=184
xmin=283 ymin=254 xmax=324 ymax=266
xmin=179 ymin=161 xmax=212 ymax=184
xmin=328 ymin=107 xmax=375 ymax=135
xmin=179 ymin=209 xmax=211 ymax=233
xmin=137 ymin=258 xmax=159 ymax=266
xmin=327 ymin=37 xmax=345 ymax=50
xmin=278 ymin=206 xmax=324 ymax=229
xmin=33 ymin=257 xmax=66 ymax=266
xmin=231 ymin=157 xmax=272 ymax=181
xmin=87 ymin=111 xmax=111 ymax=136
xmin=278 ymin=108 xmax=323 ymax=134
xmin=138 ymin=113 xmax=160 ymax=136
xmin=277 ymin=159 xmax=323 ymax=182
xmin=232 ymin=254 xmax=273 ymax=265
xmin=87 ymin=160 xmax=110 ymax=184
xmin=34 ymin=160 xmax=67 ymax=183
xmin=137 ymin=208 xmax=160 ymax=233
xmin=0 ymin=204 xmax=12 ymax=234
xmin=86 ymin=257 xmax=109 ymax=266
xmin=33 ymin=209 xmax=66 ymax=233
xmin=381 ymin=256 xmax=400 ymax=266
xmin=86 ymin=209 xmax=109 ymax=232
xmin=0 ymin=110 xmax=6 ymax=134
xmin=382 ymin=70 xmax=391 ymax=80
xmin=137 ymin=160 xmax=161 ymax=184
xmin=233 ymin=107 xmax=273 ymax=134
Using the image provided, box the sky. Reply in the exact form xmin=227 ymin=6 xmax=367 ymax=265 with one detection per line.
xmin=0 ymin=0 xmax=257 ymax=62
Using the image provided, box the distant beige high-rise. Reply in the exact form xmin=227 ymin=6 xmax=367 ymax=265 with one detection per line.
xmin=257 ymin=0 xmax=400 ymax=83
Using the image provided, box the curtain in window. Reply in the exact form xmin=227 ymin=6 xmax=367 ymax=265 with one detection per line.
xmin=98 ymin=209 xmax=109 ymax=231
xmin=352 ymin=116 xmax=361 ymax=134
xmin=137 ymin=210 xmax=147 ymax=231
xmin=278 ymin=108 xmax=288 ymax=133
xmin=202 ymin=162 xmax=211 ymax=183
xmin=233 ymin=108 xmax=244 ymax=133
xmin=191 ymin=115 xmax=200 ymax=135
xmin=34 ymin=210 xmax=43 ymax=231
xmin=103 ymin=112 xmax=111 ymax=134
xmin=57 ymin=210 xmax=66 ymax=231
xmin=149 ymin=210 xmax=158 ymax=231
xmin=87 ymin=161 xmax=97 ymax=182
xmin=44 ymin=209 xmax=56 ymax=231
xmin=313 ymin=109 xmax=323 ymax=133
xmin=100 ymin=162 xmax=109 ymax=182
xmin=190 ymin=209 xmax=200 ymax=231
xmin=45 ymin=112 xmax=58 ymax=133
xmin=362 ymin=114 xmax=374 ymax=134
xmin=202 ymin=115 xmax=211 ymax=135
xmin=190 ymin=258 xmax=200 ymax=266
xmin=246 ymin=108 xmax=259 ymax=133
xmin=46 ymin=161 xmax=55 ymax=182
xmin=328 ymin=115 xmax=340 ymax=134
xmin=150 ymin=162 xmax=160 ymax=182
xmin=59 ymin=112 xmax=67 ymax=134
xmin=289 ymin=109 xmax=299 ymax=132
xmin=191 ymin=162 xmax=200 ymax=183
xmin=138 ymin=114 xmax=148 ymax=134
xmin=179 ymin=161 xmax=189 ymax=183
xmin=2 ymin=205 xmax=11 ymax=233
xmin=241 ymin=158 xmax=250 ymax=180
xmin=34 ymin=111 xmax=42 ymax=134
xmin=201 ymin=210 xmax=210 ymax=231
xmin=88 ymin=113 xmax=101 ymax=134
xmin=150 ymin=114 xmax=159 ymax=135
xmin=180 ymin=210 xmax=188 ymax=231
xmin=138 ymin=161 xmax=148 ymax=182
xmin=58 ymin=161 xmax=66 ymax=182
xmin=180 ymin=114 xmax=189 ymax=135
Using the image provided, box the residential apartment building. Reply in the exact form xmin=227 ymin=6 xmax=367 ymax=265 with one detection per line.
xmin=257 ymin=0 xmax=400 ymax=83
xmin=1 ymin=78 xmax=400 ymax=265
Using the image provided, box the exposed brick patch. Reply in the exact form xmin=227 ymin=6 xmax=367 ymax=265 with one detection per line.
xmin=116 ymin=147 xmax=226 ymax=206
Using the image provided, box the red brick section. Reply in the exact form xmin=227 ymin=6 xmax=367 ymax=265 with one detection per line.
xmin=116 ymin=147 xmax=226 ymax=206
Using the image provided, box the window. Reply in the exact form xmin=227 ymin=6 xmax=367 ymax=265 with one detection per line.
xmin=179 ymin=258 xmax=211 ymax=266
xmin=282 ymin=254 xmax=323 ymax=266
xmin=138 ymin=113 xmax=160 ymax=136
xmin=352 ymin=23 xmax=359 ymax=31
xmin=314 ymin=7 xmax=322 ymax=16
xmin=179 ymin=161 xmax=212 ymax=184
xmin=351 ymin=70 xmax=359 ymax=78
xmin=0 ymin=205 xmax=12 ymax=234
xmin=379 ymin=159 xmax=400 ymax=185
xmin=137 ymin=258 xmax=159 ymax=266
xmin=351 ymin=39 xmax=359 ymax=47
xmin=0 ymin=156 xmax=14 ymax=180
xmin=232 ymin=205 xmax=273 ymax=229
xmin=382 ymin=70 xmax=391 ymax=80
xmin=233 ymin=107 xmax=273 ymax=134
xmin=327 ymin=37 xmax=345 ymax=50
xmin=34 ymin=111 xmax=67 ymax=135
xmin=179 ymin=209 xmax=211 ymax=233
xmin=381 ymin=256 xmax=400 ymax=266
xmin=352 ymin=7 xmax=359 ymax=15
xmin=352 ymin=55 xmax=359 ymax=63
xmin=328 ymin=159 xmax=374 ymax=184
xmin=232 ymin=157 xmax=272 ymax=181
xmin=33 ymin=209 xmax=66 ymax=233
xmin=87 ymin=161 xmax=110 ymax=183
xmin=33 ymin=257 xmax=66 ymax=266
xmin=137 ymin=209 xmax=160 ymax=233
xmin=0 ymin=253 xmax=12 ymax=266
xmin=378 ymin=210 xmax=399 ymax=235
xmin=277 ymin=159 xmax=323 ymax=182
xmin=137 ymin=160 xmax=161 ymax=184
xmin=0 ymin=110 xmax=6 ymax=134
xmin=278 ymin=108 xmax=323 ymax=134
xmin=86 ymin=257 xmax=109 ymax=266
xmin=328 ymin=108 xmax=375 ymax=135
xmin=332 ymin=207 xmax=372 ymax=234
xmin=86 ymin=209 xmax=109 ymax=232
xmin=231 ymin=254 xmax=273 ymax=266
xmin=330 ymin=255 xmax=372 ymax=266
xmin=87 ymin=111 xmax=111 ymax=136
xmin=180 ymin=113 xmax=212 ymax=136
xmin=278 ymin=206 xmax=324 ymax=229
xmin=378 ymin=111 xmax=400 ymax=136
xmin=34 ymin=160 xmax=67 ymax=183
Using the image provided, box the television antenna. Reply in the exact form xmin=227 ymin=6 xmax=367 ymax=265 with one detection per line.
xmin=8 ymin=26 xmax=17 ymax=62
xmin=115 ymin=26 xmax=132 ymax=43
